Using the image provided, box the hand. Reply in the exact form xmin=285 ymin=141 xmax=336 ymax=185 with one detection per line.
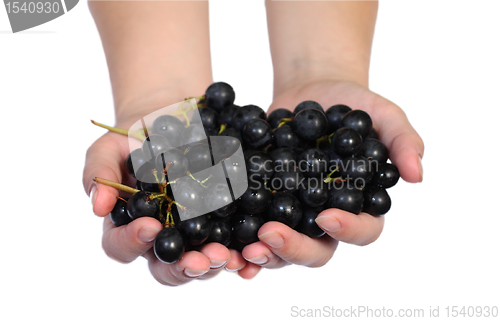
xmin=82 ymin=125 xmax=258 ymax=285
xmin=239 ymin=79 xmax=424 ymax=275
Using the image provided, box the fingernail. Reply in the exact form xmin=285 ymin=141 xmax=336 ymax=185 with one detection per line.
xmin=315 ymin=216 xmax=341 ymax=233
xmin=210 ymin=260 xmax=227 ymax=269
xmin=138 ymin=227 xmax=161 ymax=243
xmin=418 ymin=155 xmax=423 ymax=182
xmin=184 ymin=268 xmax=208 ymax=278
xmin=244 ymin=254 xmax=268 ymax=265
xmin=224 ymin=266 xmax=240 ymax=272
xmin=259 ymin=231 xmax=284 ymax=248
xmin=90 ymin=184 xmax=98 ymax=208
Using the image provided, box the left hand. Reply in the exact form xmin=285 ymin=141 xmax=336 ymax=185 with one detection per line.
xmin=239 ymin=79 xmax=424 ymax=275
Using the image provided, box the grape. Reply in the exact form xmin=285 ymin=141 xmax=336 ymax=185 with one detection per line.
xmin=242 ymin=118 xmax=273 ymax=149
xmin=232 ymin=104 xmax=267 ymax=132
xmin=218 ymin=128 xmax=243 ymax=155
xmin=232 ymin=212 xmax=265 ymax=245
xmin=357 ymin=138 xmax=389 ymax=163
xmin=155 ymin=148 xmax=189 ymax=180
xmin=137 ymin=173 xmax=161 ymax=193
xmin=292 ymin=109 xmax=328 ymax=141
xmin=125 ymin=148 xmax=149 ymax=178
xmin=270 ymin=147 xmax=297 ymax=172
xmin=299 ymin=179 xmax=329 ymax=208
xmin=338 ymin=155 xmax=374 ymax=188
xmin=265 ymin=192 xmax=302 ymax=228
xmin=184 ymin=142 xmax=213 ymax=174
xmin=325 ymin=104 xmax=351 ymax=134
xmin=372 ymin=163 xmax=400 ymax=188
xmin=127 ymin=191 xmax=160 ymax=220
xmin=180 ymin=124 xmax=207 ymax=147
xmin=341 ymin=109 xmax=373 ymax=138
xmin=246 ymin=151 xmax=274 ymax=182
xmin=142 ymin=134 xmax=173 ymax=159
xmin=171 ymin=176 xmax=206 ymax=211
xmin=211 ymin=200 xmax=239 ymax=218
xmin=267 ymin=108 xmax=293 ymax=129
xmin=195 ymin=107 xmax=219 ymax=130
xmin=204 ymin=179 xmax=234 ymax=213
xmin=110 ymin=198 xmax=132 ymax=227
xmin=154 ymin=227 xmax=185 ymax=264
xmin=366 ymin=127 xmax=379 ymax=139
xmin=272 ymin=125 xmax=299 ymax=149
xmin=293 ymin=100 xmax=324 ymax=115
xmin=328 ymin=186 xmax=364 ymax=214
xmin=205 ymin=82 xmax=236 ymax=112
xmin=363 ymin=186 xmax=391 ymax=216
xmin=296 ymin=206 xmax=326 ymax=238
xmin=240 ymin=182 xmax=272 ymax=215
xmin=206 ymin=220 xmax=232 ymax=246
xmin=297 ymin=148 xmax=330 ymax=177
xmin=220 ymin=154 xmax=247 ymax=186
xmin=270 ymin=170 xmax=304 ymax=196
xmin=219 ymin=104 xmax=240 ymax=126
xmin=151 ymin=115 xmax=184 ymax=146
xmin=331 ymin=127 xmax=363 ymax=156
xmin=178 ymin=214 xmax=212 ymax=246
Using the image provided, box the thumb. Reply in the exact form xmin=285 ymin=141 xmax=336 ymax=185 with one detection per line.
xmin=83 ymin=134 xmax=128 ymax=217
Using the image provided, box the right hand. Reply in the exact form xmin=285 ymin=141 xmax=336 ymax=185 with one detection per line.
xmin=82 ymin=128 xmax=260 ymax=286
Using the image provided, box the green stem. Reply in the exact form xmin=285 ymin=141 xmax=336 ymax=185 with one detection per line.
xmin=316 ymin=135 xmax=329 ymax=149
xmin=277 ymin=117 xmax=294 ymax=128
xmin=185 ymin=95 xmax=205 ymax=101
xmin=93 ymin=177 xmax=140 ymax=194
xmin=328 ymin=132 xmax=335 ymax=144
xmin=91 ymin=120 xmax=146 ymax=141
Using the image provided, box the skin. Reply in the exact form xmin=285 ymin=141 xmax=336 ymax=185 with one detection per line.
xmin=83 ymin=0 xmax=424 ymax=284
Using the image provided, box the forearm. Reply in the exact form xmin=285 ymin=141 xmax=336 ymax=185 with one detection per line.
xmin=266 ymin=0 xmax=378 ymax=96
xmin=89 ymin=0 xmax=212 ymax=123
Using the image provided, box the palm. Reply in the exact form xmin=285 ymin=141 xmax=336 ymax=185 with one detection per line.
xmin=269 ymin=80 xmax=423 ymax=183
xmin=84 ymin=131 xmax=252 ymax=286
xmin=237 ymin=80 xmax=424 ymax=271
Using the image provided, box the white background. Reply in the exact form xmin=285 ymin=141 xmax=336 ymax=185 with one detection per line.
xmin=1 ymin=1 xmax=499 ymax=320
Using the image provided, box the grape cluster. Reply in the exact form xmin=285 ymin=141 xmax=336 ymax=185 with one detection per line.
xmin=96 ymin=81 xmax=400 ymax=265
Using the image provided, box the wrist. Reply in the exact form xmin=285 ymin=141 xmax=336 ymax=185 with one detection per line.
xmin=272 ymin=58 xmax=370 ymax=98
xmin=114 ymin=78 xmax=211 ymax=127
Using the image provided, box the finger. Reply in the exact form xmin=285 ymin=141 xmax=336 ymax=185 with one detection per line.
xmin=102 ymin=215 xmax=162 ymax=263
xmin=373 ymin=100 xmax=424 ymax=183
xmin=147 ymin=250 xmax=211 ymax=286
xmin=241 ymin=241 xmax=289 ymax=269
xmin=224 ymin=249 xmax=247 ymax=272
xmin=83 ymin=133 xmax=129 ymax=217
xmin=315 ymin=208 xmax=384 ymax=246
xmin=197 ymin=242 xmax=232 ymax=280
xmin=237 ymin=262 xmax=261 ymax=279
xmin=257 ymin=221 xmax=339 ymax=267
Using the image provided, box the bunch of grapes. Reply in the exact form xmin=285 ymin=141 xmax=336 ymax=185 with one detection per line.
xmin=93 ymin=82 xmax=400 ymax=265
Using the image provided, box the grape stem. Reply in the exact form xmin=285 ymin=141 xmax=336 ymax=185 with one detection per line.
xmin=93 ymin=177 xmax=140 ymax=194
xmin=328 ymin=132 xmax=335 ymax=144
xmin=218 ymin=124 xmax=227 ymax=134
xmin=323 ymin=167 xmax=340 ymax=184
xmin=184 ymin=95 xmax=205 ymax=101
xmin=315 ymin=135 xmax=329 ymax=149
xmin=91 ymin=120 xmax=146 ymax=141
xmin=171 ymin=99 xmax=201 ymax=126
xmin=277 ymin=117 xmax=294 ymax=128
